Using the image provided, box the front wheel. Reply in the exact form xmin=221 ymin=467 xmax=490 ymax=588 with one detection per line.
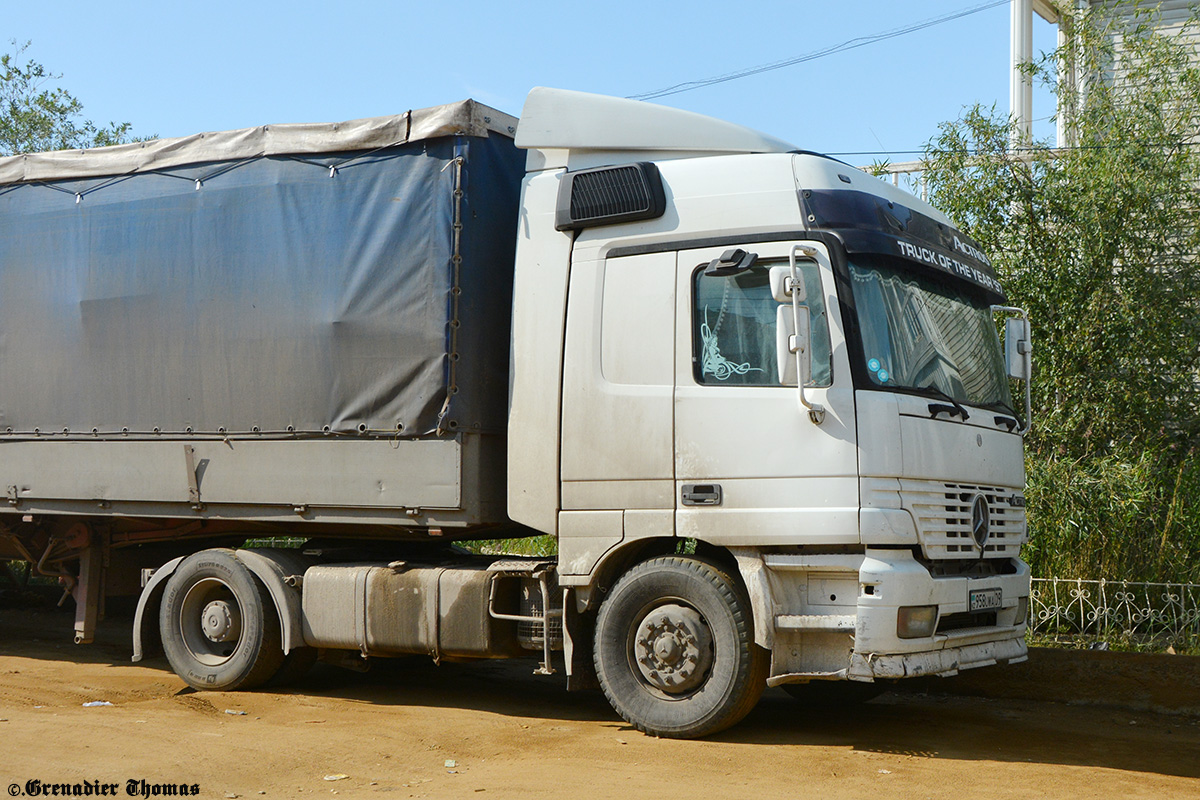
xmin=593 ymin=556 xmax=768 ymax=738
xmin=159 ymin=549 xmax=285 ymax=691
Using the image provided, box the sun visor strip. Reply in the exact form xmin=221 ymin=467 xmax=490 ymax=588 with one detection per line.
xmin=800 ymin=189 xmax=1005 ymax=303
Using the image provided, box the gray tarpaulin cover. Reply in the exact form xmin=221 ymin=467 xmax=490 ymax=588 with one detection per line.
xmin=0 ymin=101 xmax=524 ymax=438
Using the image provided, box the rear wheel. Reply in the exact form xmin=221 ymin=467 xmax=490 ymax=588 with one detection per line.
xmin=593 ymin=556 xmax=767 ymax=739
xmin=160 ymin=549 xmax=284 ymax=691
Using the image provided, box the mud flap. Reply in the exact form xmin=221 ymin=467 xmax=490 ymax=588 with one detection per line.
xmin=563 ymin=589 xmax=599 ymax=691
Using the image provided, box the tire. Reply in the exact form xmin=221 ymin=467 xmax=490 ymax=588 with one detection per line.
xmin=780 ymin=681 xmax=885 ymax=707
xmin=160 ymin=549 xmax=285 ymax=691
xmin=593 ymin=556 xmax=768 ymax=739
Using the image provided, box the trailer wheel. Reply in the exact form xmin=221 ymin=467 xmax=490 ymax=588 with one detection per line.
xmin=593 ymin=556 xmax=767 ymax=739
xmin=160 ymin=549 xmax=285 ymax=691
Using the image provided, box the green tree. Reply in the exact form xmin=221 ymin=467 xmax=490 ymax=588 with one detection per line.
xmin=921 ymin=4 xmax=1200 ymax=582
xmin=0 ymin=41 xmax=135 ymax=156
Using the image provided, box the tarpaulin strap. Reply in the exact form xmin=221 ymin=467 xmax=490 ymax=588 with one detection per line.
xmin=285 ymin=113 xmax=414 ymax=178
xmin=33 ymin=182 xmax=79 ymax=197
xmin=329 ymin=140 xmax=411 ymax=173
xmin=32 ymin=171 xmax=137 ymax=200
xmin=151 ymin=156 xmax=265 ymax=190
xmin=74 ymin=173 xmax=138 ymax=198
xmin=434 ymin=395 xmax=452 ymax=437
xmin=17 ymin=129 xmax=415 ymax=198
xmin=14 ymin=161 xmax=260 ymax=200
xmin=281 ymin=143 xmax=411 ymax=178
xmin=32 ymin=175 xmax=134 ymax=203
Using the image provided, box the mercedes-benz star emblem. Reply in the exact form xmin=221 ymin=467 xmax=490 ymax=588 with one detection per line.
xmin=971 ymin=494 xmax=991 ymax=551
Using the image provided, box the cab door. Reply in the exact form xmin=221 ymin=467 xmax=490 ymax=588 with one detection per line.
xmin=673 ymin=240 xmax=859 ymax=545
xmin=557 ymin=250 xmax=677 ymax=576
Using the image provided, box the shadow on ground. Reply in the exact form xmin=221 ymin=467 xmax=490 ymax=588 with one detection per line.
xmin=1 ymin=602 xmax=1197 ymax=781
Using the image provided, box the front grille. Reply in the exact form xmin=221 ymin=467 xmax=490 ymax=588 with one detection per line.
xmin=924 ymin=558 xmax=1019 ymax=578
xmin=936 ymin=610 xmax=997 ymax=634
xmin=900 ymin=479 xmax=1026 ymax=561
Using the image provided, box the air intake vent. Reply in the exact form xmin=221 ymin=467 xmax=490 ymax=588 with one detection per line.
xmin=555 ymin=162 xmax=666 ymax=231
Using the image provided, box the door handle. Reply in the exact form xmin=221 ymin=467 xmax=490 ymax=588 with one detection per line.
xmin=681 ymin=484 xmax=722 ymax=506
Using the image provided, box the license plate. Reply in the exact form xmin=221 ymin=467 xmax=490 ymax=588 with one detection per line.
xmin=969 ymin=588 xmax=1003 ymax=612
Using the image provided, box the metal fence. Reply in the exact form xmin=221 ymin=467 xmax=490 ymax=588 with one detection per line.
xmin=1030 ymin=577 xmax=1200 ymax=648
xmin=864 ymin=160 xmax=929 ymax=200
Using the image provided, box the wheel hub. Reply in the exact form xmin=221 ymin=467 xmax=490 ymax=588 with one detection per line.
xmin=633 ymin=603 xmax=713 ymax=694
xmin=201 ymin=600 xmax=241 ymax=643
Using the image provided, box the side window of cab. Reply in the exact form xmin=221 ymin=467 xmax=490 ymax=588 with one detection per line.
xmin=691 ymin=262 xmax=831 ymax=387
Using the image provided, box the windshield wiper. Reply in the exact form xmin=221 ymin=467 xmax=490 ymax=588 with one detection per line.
xmin=980 ymin=399 xmax=1021 ymax=431
xmin=917 ymin=384 xmax=970 ymax=421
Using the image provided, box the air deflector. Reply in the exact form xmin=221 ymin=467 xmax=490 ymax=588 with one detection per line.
xmin=554 ymin=162 xmax=666 ymax=231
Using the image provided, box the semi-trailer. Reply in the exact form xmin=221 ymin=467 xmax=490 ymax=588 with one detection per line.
xmin=0 ymin=88 xmax=1032 ymax=738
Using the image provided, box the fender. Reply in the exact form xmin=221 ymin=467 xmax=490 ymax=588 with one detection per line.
xmin=131 ymin=556 xmax=185 ymax=663
xmin=234 ymin=548 xmax=313 ymax=655
xmin=562 ymin=540 xmax=776 ymax=671
xmin=132 ymin=548 xmax=313 ymax=662
xmin=728 ymin=546 xmax=775 ymax=650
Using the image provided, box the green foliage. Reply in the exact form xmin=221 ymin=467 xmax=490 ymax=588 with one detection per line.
xmin=922 ymin=5 xmax=1200 ymax=582
xmin=460 ymin=535 xmax=558 ymax=557
xmin=1022 ymin=448 xmax=1200 ymax=581
xmin=0 ymin=41 xmax=138 ymax=156
xmin=866 ymin=158 xmax=893 ymax=178
xmin=1027 ymin=630 xmax=1200 ymax=655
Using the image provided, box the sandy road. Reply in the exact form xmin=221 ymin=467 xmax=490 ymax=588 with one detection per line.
xmin=1 ymin=604 xmax=1197 ymax=800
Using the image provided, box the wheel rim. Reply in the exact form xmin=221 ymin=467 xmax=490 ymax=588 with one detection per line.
xmin=630 ymin=602 xmax=714 ymax=697
xmin=179 ymin=577 xmax=245 ymax=667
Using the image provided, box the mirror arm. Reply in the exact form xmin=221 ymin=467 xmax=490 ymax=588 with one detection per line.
xmin=791 ymin=245 xmax=824 ymax=425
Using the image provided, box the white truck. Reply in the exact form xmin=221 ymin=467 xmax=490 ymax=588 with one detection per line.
xmin=0 ymin=88 xmax=1032 ymax=738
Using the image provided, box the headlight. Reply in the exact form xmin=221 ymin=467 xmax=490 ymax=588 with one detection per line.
xmin=1014 ymin=596 xmax=1029 ymax=626
xmin=897 ymin=605 xmax=938 ymax=639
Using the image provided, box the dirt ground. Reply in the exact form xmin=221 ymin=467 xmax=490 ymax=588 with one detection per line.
xmin=1 ymin=603 xmax=1198 ymax=800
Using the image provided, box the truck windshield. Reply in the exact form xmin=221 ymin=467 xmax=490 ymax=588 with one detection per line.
xmin=849 ymin=255 xmax=1013 ymax=411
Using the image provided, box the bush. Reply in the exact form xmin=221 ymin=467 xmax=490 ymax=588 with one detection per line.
xmin=1024 ymin=447 xmax=1200 ymax=583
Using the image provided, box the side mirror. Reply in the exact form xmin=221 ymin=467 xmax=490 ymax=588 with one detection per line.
xmin=1005 ymin=316 xmax=1031 ymax=381
xmin=995 ymin=305 xmax=1033 ymax=434
xmin=769 ymin=265 xmax=806 ymax=304
xmin=776 ymin=303 xmax=810 ymax=387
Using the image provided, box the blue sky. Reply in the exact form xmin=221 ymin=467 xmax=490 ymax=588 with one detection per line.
xmin=5 ymin=1 xmax=1060 ymax=163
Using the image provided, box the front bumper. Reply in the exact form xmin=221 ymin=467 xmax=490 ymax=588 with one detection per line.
xmin=850 ymin=547 xmax=1029 ymax=678
xmin=848 ymin=635 xmax=1027 ymax=680
xmin=757 ymin=547 xmax=1030 ymax=683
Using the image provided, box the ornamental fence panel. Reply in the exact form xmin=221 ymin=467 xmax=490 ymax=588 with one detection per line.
xmin=1029 ymin=576 xmax=1200 ymax=648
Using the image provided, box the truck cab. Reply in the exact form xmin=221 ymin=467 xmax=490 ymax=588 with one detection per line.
xmin=507 ymin=88 xmax=1031 ymax=735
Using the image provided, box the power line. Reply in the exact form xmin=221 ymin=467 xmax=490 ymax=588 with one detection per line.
xmin=823 ymin=143 xmax=1200 ymax=171
xmin=829 ymin=140 xmax=1200 ymax=158
xmin=828 ymin=149 xmax=927 ymax=158
xmin=628 ymin=1 xmax=1009 ymax=101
